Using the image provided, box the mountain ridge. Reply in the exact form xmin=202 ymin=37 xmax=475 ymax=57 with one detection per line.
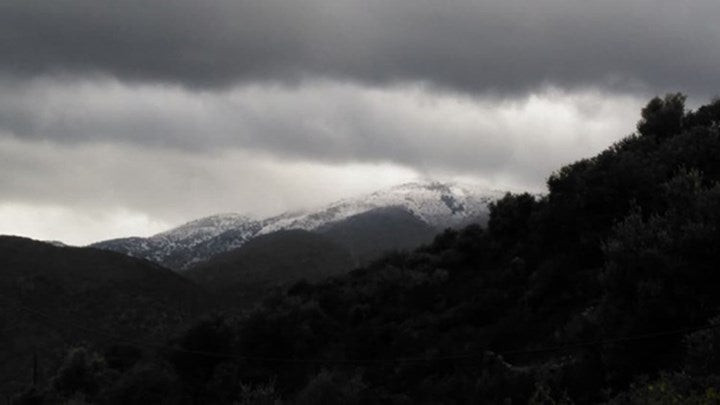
xmin=0 ymin=235 xmax=209 ymax=393
xmin=90 ymin=181 xmax=505 ymax=270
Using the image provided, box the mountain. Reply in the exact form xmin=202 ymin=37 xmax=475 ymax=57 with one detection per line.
xmin=0 ymin=236 xmax=208 ymax=394
xmin=260 ymin=181 xmax=503 ymax=234
xmin=318 ymin=206 xmax=439 ymax=266
xmin=91 ymin=181 xmax=504 ymax=270
xmin=185 ymin=208 xmax=439 ymax=306
xmin=91 ymin=213 xmax=262 ymax=270
xmin=186 ymin=229 xmax=353 ymax=305
xmin=79 ymin=94 xmax=719 ymax=404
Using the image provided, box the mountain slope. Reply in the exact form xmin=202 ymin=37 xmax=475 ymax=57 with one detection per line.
xmin=318 ymin=206 xmax=439 ymax=266
xmin=260 ymin=181 xmax=503 ymax=234
xmin=91 ymin=214 xmax=262 ymax=270
xmin=186 ymin=229 xmax=353 ymax=305
xmin=0 ymin=236 xmax=208 ymax=395
xmin=91 ymin=182 xmax=504 ymax=271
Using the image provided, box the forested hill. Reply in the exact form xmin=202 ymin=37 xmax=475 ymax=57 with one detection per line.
xmin=185 ymin=229 xmax=355 ymax=306
xmin=15 ymin=94 xmax=720 ymax=403
xmin=0 ymin=237 xmax=208 ymax=401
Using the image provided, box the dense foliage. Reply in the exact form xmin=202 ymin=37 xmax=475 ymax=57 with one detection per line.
xmin=0 ymin=238 xmax=207 ymax=401
xmin=11 ymin=94 xmax=720 ymax=403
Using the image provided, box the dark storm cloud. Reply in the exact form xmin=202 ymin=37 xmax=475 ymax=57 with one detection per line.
xmin=0 ymin=76 xmax=644 ymax=198
xmin=0 ymin=79 xmax=642 ymax=180
xmin=1 ymin=0 xmax=719 ymax=96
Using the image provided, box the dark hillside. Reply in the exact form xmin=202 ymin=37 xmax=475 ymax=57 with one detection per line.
xmin=0 ymin=236 xmax=207 ymax=397
xmin=317 ymin=206 xmax=438 ymax=266
xmin=186 ymin=229 xmax=354 ymax=306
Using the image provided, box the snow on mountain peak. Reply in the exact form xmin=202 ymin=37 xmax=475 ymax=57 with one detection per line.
xmin=260 ymin=180 xmax=505 ymax=234
xmin=90 ymin=181 xmax=506 ymax=270
xmin=155 ymin=213 xmax=257 ymax=244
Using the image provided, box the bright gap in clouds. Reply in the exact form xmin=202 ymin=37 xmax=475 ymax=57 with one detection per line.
xmin=0 ymin=203 xmax=171 ymax=246
xmin=0 ymin=78 xmax=645 ymax=244
xmin=0 ymin=137 xmax=420 ymax=245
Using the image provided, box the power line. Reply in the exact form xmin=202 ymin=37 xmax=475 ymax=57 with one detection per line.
xmin=2 ymin=293 xmax=719 ymax=365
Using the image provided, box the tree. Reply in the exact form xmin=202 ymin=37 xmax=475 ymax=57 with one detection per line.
xmin=51 ymin=347 xmax=114 ymax=401
xmin=637 ymin=93 xmax=686 ymax=139
xmin=167 ymin=317 xmax=234 ymax=400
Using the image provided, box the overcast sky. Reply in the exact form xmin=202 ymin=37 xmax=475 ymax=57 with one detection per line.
xmin=1 ymin=1 xmax=718 ymax=245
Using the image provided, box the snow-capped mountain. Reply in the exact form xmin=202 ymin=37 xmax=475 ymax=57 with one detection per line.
xmin=260 ymin=181 xmax=504 ymax=234
xmin=154 ymin=213 xmax=261 ymax=250
xmin=91 ymin=214 xmax=262 ymax=270
xmin=90 ymin=181 xmax=506 ymax=270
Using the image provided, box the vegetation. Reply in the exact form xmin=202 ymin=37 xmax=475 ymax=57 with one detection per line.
xmin=317 ymin=206 xmax=440 ymax=266
xmin=0 ymin=237 xmax=207 ymax=401
xmin=186 ymin=229 xmax=354 ymax=306
xmin=6 ymin=94 xmax=720 ymax=403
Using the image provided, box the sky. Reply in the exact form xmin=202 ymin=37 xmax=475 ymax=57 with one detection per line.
xmin=1 ymin=1 xmax=719 ymax=245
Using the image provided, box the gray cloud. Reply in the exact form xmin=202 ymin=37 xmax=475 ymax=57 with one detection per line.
xmin=0 ymin=78 xmax=643 ymax=183
xmin=1 ymin=1 xmax=719 ymax=96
